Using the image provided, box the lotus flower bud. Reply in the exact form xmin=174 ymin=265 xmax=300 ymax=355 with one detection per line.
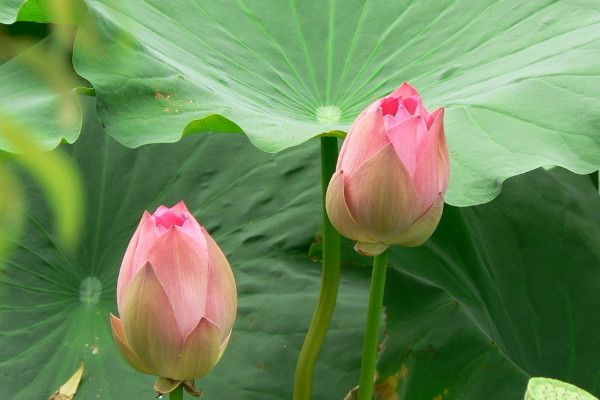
xmin=326 ymin=82 xmax=450 ymax=256
xmin=110 ymin=201 xmax=237 ymax=386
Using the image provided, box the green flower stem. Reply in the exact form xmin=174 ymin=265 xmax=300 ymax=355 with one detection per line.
xmin=170 ymin=385 xmax=183 ymax=400
xmin=589 ymin=170 xmax=599 ymax=192
xmin=357 ymin=249 xmax=390 ymax=400
xmin=293 ymin=137 xmax=342 ymax=400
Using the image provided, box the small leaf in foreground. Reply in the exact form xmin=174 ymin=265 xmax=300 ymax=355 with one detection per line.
xmin=48 ymin=361 xmax=84 ymax=400
xmin=525 ymin=378 xmax=598 ymax=400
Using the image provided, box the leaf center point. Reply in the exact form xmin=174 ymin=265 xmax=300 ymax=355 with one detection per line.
xmin=79 ymin=277 xmax=102 ymax=305
xmin=316 ymin=105 xmax=342 ymax=124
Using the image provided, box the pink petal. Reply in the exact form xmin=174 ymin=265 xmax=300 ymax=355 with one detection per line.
xmin=325 ymin=170 xmax=374 ymax=243
xmin=430 ymin=108 xmax=450 ymax=194
xmin=170 ymin=201 xmax=191 ymax=215
xmin=146 ymin=228 xmax=210 ymax=335
xmin=203 ymin=232 xmax=237 ymax=342
xmin=386 ymin=115 xmax=425 ymax=177
xmin=403 ymin=95 xmax=432 ymax=123
xmin=120 ymin=263 xmax=183 ymax=378
xmin=383 ymin=104 xmax=411 ymax=129
xmin=154 ymin=209 xmax=186 ymax=231
xmin=390 ymin=82 xmax=418 ymax=98
xmin=387 ymin=194 xmax=444 ymax=246
xmin=344 ymin=144 xmax=421 ymax=242
xmin=380 ymin=96 xmax=399 ymax=116
xmin=117 ymin=211 xmax=158 ymax=311
xmin=412 ymin=122 xmax=442 ymax=215
xmin=403 ymin=95 xmax=419 ymax=114
xmin=110 ymin=314 xmax=156 ymax=375
xmin=337 ymin=108 xmax=390 ymax=177
xmin=178 ymin=215 xmax=207 ymax=246
xmin=170 ymin=317 xmax=222 ymax=380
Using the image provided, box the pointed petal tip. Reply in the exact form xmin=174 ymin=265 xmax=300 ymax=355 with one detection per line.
xmin=391 ymin=82 xmax=419 ymax=98
xmin=172 ymin=200 xmax=191 ymax=214
xmin=431 ymin=107 xmax=445 ymax=122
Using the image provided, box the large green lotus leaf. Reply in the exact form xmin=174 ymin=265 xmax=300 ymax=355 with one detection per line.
xmin=0 ymin=0 xmax=85 ymax=23
xmin=0 ymin=35 xmax=82 ymax=152
xmin=2 ymin=100 xmax=600 ymax=400
xmin=376 ymin=168 xmax=600 ymax=399
xmin=73 ymin=0 xmax=600 ymax=206
xmin=0 ymin=97 xmax=370 ymax=399
xmin=0 ymin=0 xmax=24 ymax=23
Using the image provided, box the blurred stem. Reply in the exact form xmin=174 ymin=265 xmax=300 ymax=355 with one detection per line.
xmin=357 ymin=249 xmax=389 ymax=400
xmin=589 ymin=171 xmax=599 ymax=192
xmin=170 ymin=385 xmax=183 ymax=400
xmin=293 ymin=137 xmax=341 ymax=400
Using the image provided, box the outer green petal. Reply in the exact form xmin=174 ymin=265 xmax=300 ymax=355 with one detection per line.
xmin=387 ymin=194 xmax=444 ymax=247
xmin=109 ymin=313 xmax=156 ymax=375
xmin=345 ymin=144 xmax=421 ymax=241
xmin=325 ymin=170 xmax=374 ymax=243
xmin=173 ymin=317 xmax=222 ymax=380
xmin=120 ymin=262 xmax=183 ymax=379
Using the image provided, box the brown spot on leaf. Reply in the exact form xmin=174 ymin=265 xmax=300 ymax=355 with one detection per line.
xmin=373 ymin=365 xmax=408 ymax=400
xmin=155 ymin=92 xmax=186 ymax=107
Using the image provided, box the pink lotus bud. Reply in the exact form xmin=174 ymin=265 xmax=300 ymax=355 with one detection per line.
xmin=110 ymin=201 xmax=237 ymax=382
xmin=326 ymin=82 xmax=449 ymax=256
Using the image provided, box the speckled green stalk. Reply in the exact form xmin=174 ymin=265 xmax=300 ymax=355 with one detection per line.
xmin=293 ymin=137 xmax=342 ymax=400
xmin=357 ymin=249 xmax=389 ymax=400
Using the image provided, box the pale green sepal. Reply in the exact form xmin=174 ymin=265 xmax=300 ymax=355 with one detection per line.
xmin=524 ymin=377 xmax=598 ymax=400
xmin=183 ymin=380 xmax=203 ymax=397
xmin=154 ymin=377 xmax=183 ymax=395
xmin=154 ymin=378 xmax=203 ymax=397
xmin=354 ymin=242 xmax=389 ymax=257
